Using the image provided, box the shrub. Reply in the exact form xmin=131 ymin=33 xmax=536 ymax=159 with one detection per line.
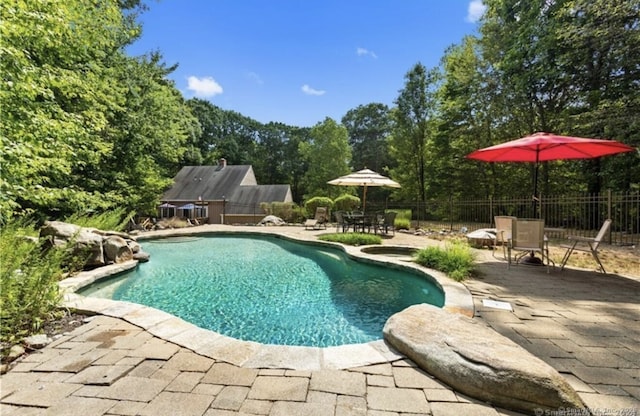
xmin=318 ymin=232 xmax=382 ymax=246
xmin=260 ymin=202 xmax=298 ymax=222
xmin=65 ymin=207 xmax=133 ymax=231
xmin=333 ymin=194 xmax=361 ymax=212
xmin=157 ymin=217 xmax=191 ymax=228
xmin=392 ymin=209 xmax=411 ymax=221
xmin=394 ymin=217 xmax=411 ymax=230
xmin=304 ymin=197 xmax=334 ymax=218
xmin=414 ymin=241 xmax=475 ymax=281
xmin=0 ymin=220 xmax=70 ymax=348
xmin=386 ymin=209 xmax=410 ymax=230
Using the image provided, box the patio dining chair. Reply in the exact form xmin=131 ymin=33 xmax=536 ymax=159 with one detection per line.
xmin=507 ymin=218 xmax=551 ymax=273
xmin=492 ymin=216 xmax=516 ymax=259
xmin=377 ymin=211 xmax=397 ymax=235
xmin=333 ymin=211 xmax=348 ymax=232
xmin=559 ymin=218 xmax=611 ymax=274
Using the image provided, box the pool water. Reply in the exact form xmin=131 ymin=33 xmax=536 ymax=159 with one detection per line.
xmin=80 ymin=235 xmax=444 ymax=347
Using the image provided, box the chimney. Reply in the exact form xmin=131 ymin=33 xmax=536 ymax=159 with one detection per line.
xmin=218 ymin=158 xmax=227 ymax=169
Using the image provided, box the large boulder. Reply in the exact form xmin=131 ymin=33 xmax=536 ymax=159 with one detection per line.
xmin=40 ymin=221 xmax=104 ymax=267
xmin=383 ymin=304 xmax=585 ymax=414
xmin=40 ymin=221 xmax=82 ymax=240
xmin=259 ymin=215 xmax=286 ymax=226
xmin=39 ymin=220 xmax=144 ymax=269
xmin=103 ymin=235 xmax=133 ymax=264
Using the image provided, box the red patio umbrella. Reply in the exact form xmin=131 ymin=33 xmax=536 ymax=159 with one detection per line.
xmin=466 ymin=132 xmax=635 ymax=203
xmin=467 ymin=132 xmax=634 ymax=265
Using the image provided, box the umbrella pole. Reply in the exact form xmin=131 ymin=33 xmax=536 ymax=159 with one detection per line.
xmin=532 ymin=158 xmax=540 ymax=218
xmin=362 ymin=185 xmax=368 ymax=212
xmin=522 ymin=157 xmax=544 ymax=265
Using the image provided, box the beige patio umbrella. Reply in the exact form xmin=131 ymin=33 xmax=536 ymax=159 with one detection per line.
xmin=327 ymin=168 xmax=401 ymax=212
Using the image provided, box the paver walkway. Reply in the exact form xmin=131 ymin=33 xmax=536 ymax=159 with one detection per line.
xmin=1 ymin=225 xmax=638 ymax=415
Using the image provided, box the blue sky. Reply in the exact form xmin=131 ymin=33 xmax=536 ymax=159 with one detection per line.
xmin=127 ymin=1 xmax=486 ymax=127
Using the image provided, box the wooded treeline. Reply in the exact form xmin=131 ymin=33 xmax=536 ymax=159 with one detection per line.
xmin=2 ymin=0 xmax=638 ymax=223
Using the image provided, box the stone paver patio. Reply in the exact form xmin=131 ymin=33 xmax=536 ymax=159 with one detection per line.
xmin=1 ymin=225 xmax=638 ymax=415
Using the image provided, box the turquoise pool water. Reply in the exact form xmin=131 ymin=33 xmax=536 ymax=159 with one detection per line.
xmin=80 ymin=234 xmax=444 ymax=347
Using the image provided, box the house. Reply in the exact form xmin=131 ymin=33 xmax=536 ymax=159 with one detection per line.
xmin=160 ymin=159 xmax=293 ymax=224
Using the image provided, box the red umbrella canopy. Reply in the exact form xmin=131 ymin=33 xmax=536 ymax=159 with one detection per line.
xmin=466 ymin=132 xmax=634 ymax=163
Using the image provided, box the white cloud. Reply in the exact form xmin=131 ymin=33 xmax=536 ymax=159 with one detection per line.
xmin=246 ymin=71 xmax=263 ymax=85
xmin=301 ymin=84 xmax=326 ymax=96
xmin=356 ymin=47 xmax=378 ymax=59
xmin=187 ymin=76 xmax=223 ymax=97
xmin=466 ymin=0 xmax=486 ymax=23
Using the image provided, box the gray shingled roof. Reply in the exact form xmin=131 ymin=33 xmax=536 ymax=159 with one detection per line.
xmin=161 ymin=165 xmax=254 ymax=201
xmin=162 ymin=166 xmax=292 ymax=212
xmin=228 ymin=185 xmax=292 ymax=214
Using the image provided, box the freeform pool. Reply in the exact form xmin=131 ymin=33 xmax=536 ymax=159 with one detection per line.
xmin=80 ymin=234 xmax=444 ymax=347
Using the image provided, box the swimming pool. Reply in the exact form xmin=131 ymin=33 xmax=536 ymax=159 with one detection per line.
xmin=80 ymin=234 xmax=444 ymax=347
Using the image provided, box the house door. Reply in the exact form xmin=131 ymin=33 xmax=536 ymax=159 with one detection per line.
xmin=208 ymin=202 xmax=225 ymax=224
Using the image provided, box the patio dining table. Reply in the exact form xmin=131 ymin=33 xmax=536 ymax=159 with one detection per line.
xmin=343 ymin=212 xmax=377 ymax=233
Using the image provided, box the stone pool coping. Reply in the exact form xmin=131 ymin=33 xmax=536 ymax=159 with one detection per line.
xmin=59 ymin=225 xmax=474 ymax=370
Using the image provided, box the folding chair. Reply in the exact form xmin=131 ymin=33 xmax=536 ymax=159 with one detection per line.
xmin=559 ymin=219 xmax=612 ymax=273
xmin=507 ymin=219 xmax=551 ymax=273
xmin=492 ymin=216 xmax=516 ymax=259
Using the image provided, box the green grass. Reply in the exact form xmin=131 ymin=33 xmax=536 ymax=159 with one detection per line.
xmin=414 ymin=241 xmax=475 ymax=281
xmin=318 ymin=232 xmax=382 ymax=246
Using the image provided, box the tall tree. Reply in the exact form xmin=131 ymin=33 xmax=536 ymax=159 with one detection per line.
xmin=437 ymin=36 xmax=532 ymax=199
xmin=253 ymin=122 xmax=290 ymax=185
xmin=300 ymin=118 xmax=351 ymax=200
xmin=554 ymin=0 xmax=640 ymax=192
xmin=389 ymin=63 xmax=440 ymax=204
xmin=97 ymin=53 xmax=200 ymax=214
xmin=341 ymin=103 xmax=393 ymax=173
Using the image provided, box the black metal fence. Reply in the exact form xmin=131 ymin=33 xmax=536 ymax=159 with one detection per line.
xmin=372 ymin=191 xmax=640 ymax=246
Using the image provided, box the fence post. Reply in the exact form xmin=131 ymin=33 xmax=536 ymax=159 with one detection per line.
xmin=449 ymin=194 xmax=453 ymax=231
xmin=607 ymin=189 xmax=612 ymax=244
xmin=489 ymin=195 xmax=493 ymax=226
xmin=222 ymin=196 xmax=226 ymax=224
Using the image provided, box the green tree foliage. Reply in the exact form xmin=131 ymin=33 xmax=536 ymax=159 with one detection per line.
xmin=300 ymin=118 xmax=351 ymax=199
xmin=389 ymin=63 xmax=440 ymax=204
xmin=465 ymin=0 xmax=640 ymax=197
xmin=252 ymin=123 xmax=288 ymax=184
xmin=341 ymin=103 xmax=393 ymax=173
xmin=1 ymin=0 xmax=129 ymax=220
xmin=341 ymin=103 xmax=397 ymax=204
xmin=97 ymin=53 xmax=200 ymax=215
xmin=553 ymin=0 xmax=640 ymax=192
xmin=0 ymin=0 xmax=198 ymax=221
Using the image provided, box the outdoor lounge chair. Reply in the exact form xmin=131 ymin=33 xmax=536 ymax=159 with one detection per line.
xmin=559 ymin=218 xmax=611 ymax=273
xmin=492 ymin=216 xmax=516 ymax=259
xmin=304 ymin=207 xmax=328 ymax=230
xmin=507 ymin=218 xmax=551 ymax=273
